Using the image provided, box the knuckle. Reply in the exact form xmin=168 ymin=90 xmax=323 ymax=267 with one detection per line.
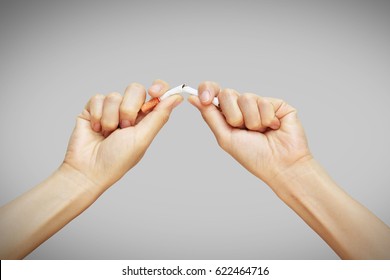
xmin=204 ymin=81 xmax=217 ymax=89
xmin=261 ymin=119 xmax=273 ymax=127
xmin=218 ymin=90 xmax=227 ymax=100
xmin=242 ymin=92 xmax=256 ymax=100
xmin=246 ymin=122 xmax=262 ymax=131
xmin=101 ymin=120 xmax=118 ymax=130
xmin=90 ymin=112 xmax=102 ymax=122
xmin=238 ymin=93 xmax=255 ymax=104
xmin=91 ymin=93 xmax=105 ymax=102
xmin=89 ymin=95 xmax=105 ymax=120
xmin=128 ymin=82 xmax=145 ymax=91
xmin=199 ymin=81 xmax=218 ymax=94
xmin=152 ymin=79 xmax=169 ymax=88
xmin=227 ymin=115 xmax=244 ymax=127
xmin=106 ymin=92 xmax=122 ymax=102
xmin=222 ymin=88 xmax=237 ymax=96
xmin=276 ymin=99 xmax=286 ymax=109
xmin=219 ymin=88 xmax=236 ymax=102
xmin=258 ymin=96 xmax=270 ymax=105
xmin=120 ymin=105 xmax=138 ymax=119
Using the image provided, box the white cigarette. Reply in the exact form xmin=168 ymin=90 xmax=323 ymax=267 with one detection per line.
xmin=142 ymin=83 xmax=220 ymax=113
xmin=158 ymin=84 xmax=186 ymax=100
xmin=182 ymin=85 xmax=220 ymax=106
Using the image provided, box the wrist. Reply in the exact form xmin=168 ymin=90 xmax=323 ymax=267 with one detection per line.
xmin=266 ymin=155 xmax=317 ymax=200
xmin=57 ymin=162 xmax=104 ymax=199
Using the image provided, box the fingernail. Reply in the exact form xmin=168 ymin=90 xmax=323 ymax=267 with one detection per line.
xmin=102 ymin=130 xmax=109 ymax=138
xmin=93 ymin=122 xmax=101 ymax=132
xmin=150 ymin=84 xmax=162 ymax=94
xmin=270 ymin=119 xmax=281 ymax=130
xmin=120 ymin=120 xmax=131 ymax=128
xmin=199 ymin=90 xmax=210 ymax=102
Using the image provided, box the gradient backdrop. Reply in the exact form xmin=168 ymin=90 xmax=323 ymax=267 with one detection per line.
xmin=0 ymin=0 xmax=389 ymax=259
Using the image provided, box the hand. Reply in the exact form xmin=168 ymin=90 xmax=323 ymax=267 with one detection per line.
xmin=63 ymin=80 xmax=183 ymax=191
xmin=189 ymin=81 xmax=312 ymax=185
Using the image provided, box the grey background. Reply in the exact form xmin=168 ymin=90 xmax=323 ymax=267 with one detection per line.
xmin=0 ymin=0 xmax=389 ymax=259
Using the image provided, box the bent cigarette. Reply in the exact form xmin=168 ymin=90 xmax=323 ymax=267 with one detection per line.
xmin=140 ymin=84 xmax=186 ymax=113
xmin=182 ymin=86 xmax=219 ymax=106
xmin=140 ymin=84 xmax=220 ymax=113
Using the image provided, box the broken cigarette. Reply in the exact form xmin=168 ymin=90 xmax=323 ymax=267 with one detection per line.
xmin=182 ymin=86 xmax=220 ymax=107
xmin=140 ymin=84 xmax=219 ymax=113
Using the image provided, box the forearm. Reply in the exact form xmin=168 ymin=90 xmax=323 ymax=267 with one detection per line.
xmin=269 ymin=158 xmax=390 ymax=259
xmin=0 ymin=163 xmax=102 ymax=259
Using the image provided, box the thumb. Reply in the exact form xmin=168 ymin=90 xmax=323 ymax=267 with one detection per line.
xmin=188 ymin=95 xmax=231 ymax=147
xmin=136 ymin=94 xmax=183 ymax=144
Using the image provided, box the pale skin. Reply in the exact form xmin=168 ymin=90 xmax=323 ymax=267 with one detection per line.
xmin=0 ymin=80 xmax=389 ymax=259
xmin=189 ymin=82 xmax=390 ymax=259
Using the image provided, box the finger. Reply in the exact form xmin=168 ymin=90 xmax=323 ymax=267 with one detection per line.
xmin=237 ymin=93 xmax=262 ymax=131
xmin=258 ymin=97 xmax=281 ymax=130
xmin=136 ymin=94 xmax=183 ymax=146
xmin=197 ymin=81 xmax=220 ymax=105
xmin=101 ymin=92 xmax=122 ymax=137
xmin=265 ymin=97 xmax=296 ymax=124
xmin=148 ymin=79 xmax=170 ymax=98
xmin=140 ymin=80 xmax=171 ymax=113
xmin=188 ymin=95 xmax=231 ymax=150
xmin=218 ymin=88 xmax=244 ymax=128
xmin=120 ymin=83 xmax=146 ymax=128
xmin=86 ymin=94 xmax=105 ymax=132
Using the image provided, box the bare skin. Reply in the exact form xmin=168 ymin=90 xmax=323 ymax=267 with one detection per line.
xmin=0 ymin=80 xmax=183 ymax=259
xmin=189 ymin=81 xmax=390 ymax=259
xmin=1 ymin=79 xmax=389 ymax=259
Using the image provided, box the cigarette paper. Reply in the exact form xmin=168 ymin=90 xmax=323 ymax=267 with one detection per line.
xmin=140 ymin=83 xmax=219 ymax=113
xmin=182 ymin=86 xmax=219 ymax=106
xmin=140 ymin=84 xmax=185 ymax=113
